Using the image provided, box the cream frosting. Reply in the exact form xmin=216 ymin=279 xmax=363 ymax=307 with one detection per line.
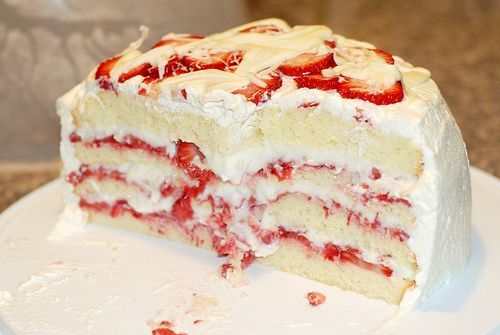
xmin=56 ymin=18 xmax=471 ymax=309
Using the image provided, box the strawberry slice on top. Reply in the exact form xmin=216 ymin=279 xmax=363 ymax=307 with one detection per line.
xmin=183 ymin=50 xmax=243 ymax=72
xmin=278 ymin=53 xmax=335 ymax=77
xmin=295 ymin=74 xmax=404 ymax=105
xmin=118 ymin=63 xmax=153 ymax=83
xmin=294 ymin=74 xmax=342 ymax=91
xmin=336 ymin=77 xmax=404 ymax=105
xmin=151 ymin=35 xmax=204 ymax=49
xmin=232 ymin=74 xmax=283 ymax=105
xmin=373 ymin=49 xmax=395 ymax=65
xmin=239 ymin=24 xmax=284 ymax=34
xmin=95 ymin=56 xmax=122 ymax=90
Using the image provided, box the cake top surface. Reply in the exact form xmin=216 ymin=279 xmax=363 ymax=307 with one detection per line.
xmin=91 ymin=18 xmax=433 ymax=110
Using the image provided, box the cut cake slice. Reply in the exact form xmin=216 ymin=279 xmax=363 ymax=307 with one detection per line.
xmin=57 ymin=19 xmax=471 ymax=307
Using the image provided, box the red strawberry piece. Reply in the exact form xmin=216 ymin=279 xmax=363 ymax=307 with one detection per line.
xmin=307 ymin=292 xmax=326 ymax=306
xmin=177 ymin=141 xmax=205 ymax=166
xmin=239 ymin=24 xmax=283 ymax=34
xmin=152 ymin=325 xmax=187 ymax=335
xmin=164 ymin=55 xmax=187 ymax=77
xmin=391 ymin=228 xmax=410 ymax=242
xmin=151 ymin=35 xmax=204 ymax=49
xmin=95 ymin=55 xmax=122 ymax=90
xmin=339 ymin=247 xmax=360 ymax=263
xmin=324 ymin=40 xmax=336 ymax=49
xmin=370 ymin=167 xmax=382 ymax=180
xmin=216 ymin=239 xmax=236 ymax=256
xmin=171 ymin=194 xmax=193 ymax=222
xmin=373 ymin=49 xmax=395 ymax=64
xmin=298 ymin=101 xmax=320 ymax=108
xmin=159 ymin=182 xmax=174 ymax=197
xmin=278 ymin=53 xmax=335 ymax=76
xmin=219 ymin=263 xmax=233 ymax=278
xmin=183 ymin=50 xmax=243 ymax=72
xmin=294 ymin=74 xmax=341 ymax=91
xmin=69 ymin=132 xmax=81 ymax=143
xmin=138 ymin=55 xmax=186 ymax=95
xmin=241 ymin=251 xmax=256 ymax=269
xmin=175 ymin=141 xmax=214 ymax=183
xmin=268 ymin=161 xmax=293 ymax=181
xmin=323 ymin=243 xmax=341 ymax=261
xmin=278 ymin=228 xmax=313 ymax=250
xmin=232 ymin=74 xmax=282 ymax=104
xmin=336 ymin=77 xmax=404 ymax=105
xmin=118 ymin=62 xmax=152 ymax=83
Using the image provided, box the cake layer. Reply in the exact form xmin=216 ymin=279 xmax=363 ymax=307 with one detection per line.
xmin=73 ymin=90 xmax=423 ymax=179
xmin=84 ymin=208 xmax=413 ymax=304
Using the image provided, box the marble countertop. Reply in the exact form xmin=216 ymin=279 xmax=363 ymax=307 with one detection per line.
xmin=0 ymin=0 xmax=498 ymax=212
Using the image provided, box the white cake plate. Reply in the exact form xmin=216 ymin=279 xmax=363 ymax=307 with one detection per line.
xmin=0 ymin=167 xmax=499 ymax=335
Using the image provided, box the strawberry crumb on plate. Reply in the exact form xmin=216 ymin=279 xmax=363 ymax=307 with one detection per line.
xmin=307 ymin=291 xmax=326 ymax=306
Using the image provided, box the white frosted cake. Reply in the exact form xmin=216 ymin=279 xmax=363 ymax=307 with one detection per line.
xmin=56 ymin=19 xmax=471 ymax=307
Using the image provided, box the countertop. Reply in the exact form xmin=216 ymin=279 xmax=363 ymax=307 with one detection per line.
xmin=0 ymin=0 xmax=498 ymax=212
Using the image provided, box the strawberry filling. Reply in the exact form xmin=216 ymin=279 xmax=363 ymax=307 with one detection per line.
xmin=70 ymin=133 xmax=411 ymax=242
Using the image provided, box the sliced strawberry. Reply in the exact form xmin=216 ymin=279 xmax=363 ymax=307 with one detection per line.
xmin=177 ymin=141 xmax=205 ymax=166
xmin=152 ymin=326 xmax=186 ymax=335
xmin=159 ymin=182 xmax=174 ymax=197
xmin=306 ymin=292 xmax=326 ymax=306
xmin=369 ymin=167 xmax=382 ymax=180
xmin=324 ymin=40 xmax=336 ymax=49
xmin=241 ymin=251 xmax=256 ymax=269
xmin=232 ymin=74 xmax=282 ymax=104
xmin=118 ymin=62 xmax=152 ymax=83
xmin=183 ymin=50 xmax=243 ymax=72
xmin=294 ymin=74 xmax=341 ymax=91
xmin=151 ymin=35 xmax=204 ymax=49
xmin=278 ymin=53 xmax=334 ymax=76
xmin=336 ymin=78 xmax=404 ymax=105
xmin=95 ymin=55 xmax=122 ymax=90
xmin=171 ymin=194 xmax=193 ymax=222
xmin=373 ymin=49 xmax=395 ymax=64
xmin=138 ymin=55 xmax=186 ymax=95
xmin=175 ymin=141 xmax=214 ymax=183
xmin=239 ymin=24 xmax=283 ymax=34
xmin=268 ymin=161 xmax=293 ymax=181
xmin=323 ymin=243 xmax=341 ymax=261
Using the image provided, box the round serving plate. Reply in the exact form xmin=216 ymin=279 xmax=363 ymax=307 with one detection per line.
xmin=0 ymin=167 xmax=499 ymax=335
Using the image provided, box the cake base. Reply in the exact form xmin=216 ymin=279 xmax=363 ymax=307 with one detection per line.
xmin=84 ymin=209 xmax=413 ymax=304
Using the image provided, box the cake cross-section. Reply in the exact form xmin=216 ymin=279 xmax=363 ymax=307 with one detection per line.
xmin=57 ymin=19 xmax=471 ymax=307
